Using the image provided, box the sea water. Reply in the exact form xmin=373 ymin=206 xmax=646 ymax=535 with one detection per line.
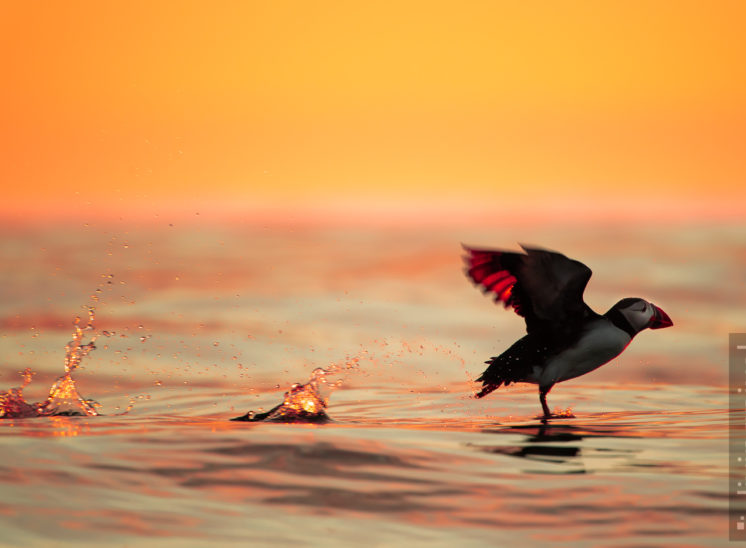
xmin=0 ymin=220 xmax=742 ymax=547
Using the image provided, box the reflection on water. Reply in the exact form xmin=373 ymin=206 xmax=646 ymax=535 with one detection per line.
xmin=0 ymin=222 xmax=741 ymax=546
xmin=0 ymin=387 xmax=730 ymax=546
xmin=467 ymin=407 xmax=733 ymax=481
xmin=469 ymin=422 xmax=624 ymax=473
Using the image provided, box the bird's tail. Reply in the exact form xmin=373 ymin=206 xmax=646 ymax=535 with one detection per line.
xmin=474 ymin=382 xmax=500 ymax=399
xmin=474 ymin=354 xmax=518 ymax=398
xmin=474 ymin=363 xmax=505 ymax=398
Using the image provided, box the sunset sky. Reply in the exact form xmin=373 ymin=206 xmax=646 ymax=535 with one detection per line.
xmin=1 ymin=1 xmax=744 ymax=223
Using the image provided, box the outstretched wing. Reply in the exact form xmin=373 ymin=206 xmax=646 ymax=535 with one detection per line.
xmin=463 ymin=244 xmax=595 ymax=337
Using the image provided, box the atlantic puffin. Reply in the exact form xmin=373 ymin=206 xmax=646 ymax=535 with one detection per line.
xmin=463 ymin=244 xmax=673 ymax=417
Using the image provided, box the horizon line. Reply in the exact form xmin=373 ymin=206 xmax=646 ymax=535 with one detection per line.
xmin=0 ymin=196 xmax=743 ymax=228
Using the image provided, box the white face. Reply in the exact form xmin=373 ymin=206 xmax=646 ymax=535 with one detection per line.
xmin=620 ymin=299 xmax=655 ymax=332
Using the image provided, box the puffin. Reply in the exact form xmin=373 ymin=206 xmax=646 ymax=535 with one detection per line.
xmin=462 ymin=244 xmax=673 ymax=417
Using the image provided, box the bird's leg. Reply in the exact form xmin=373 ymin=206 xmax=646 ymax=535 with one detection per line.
xmin=539 ymin=386 xmax=552 ymax=417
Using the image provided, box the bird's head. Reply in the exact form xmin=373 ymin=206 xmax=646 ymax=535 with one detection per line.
xmin=609 ymin=298 xmax=673 ymax=334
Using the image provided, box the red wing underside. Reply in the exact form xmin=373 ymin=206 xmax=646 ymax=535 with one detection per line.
xmin=465 ymin=249 xmax=524 ymax=316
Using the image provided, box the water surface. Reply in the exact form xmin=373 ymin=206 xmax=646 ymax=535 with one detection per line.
xmin=0 ymin=221 xmax=742 ymax=546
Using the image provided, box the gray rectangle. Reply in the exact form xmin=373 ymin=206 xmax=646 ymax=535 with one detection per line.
xmin=730 ymin=334 xmax=746 ymax=540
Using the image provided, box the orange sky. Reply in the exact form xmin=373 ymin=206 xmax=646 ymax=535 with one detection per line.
xmin=1 ymin=1 xmax=744 ymax=223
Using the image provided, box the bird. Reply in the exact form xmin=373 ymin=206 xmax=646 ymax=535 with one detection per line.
xmin=462 ymin=244 xmax=673 ymax=418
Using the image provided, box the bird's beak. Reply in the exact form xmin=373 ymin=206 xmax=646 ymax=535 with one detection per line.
xmin=649 ymin=304 xmax=673 ymax=329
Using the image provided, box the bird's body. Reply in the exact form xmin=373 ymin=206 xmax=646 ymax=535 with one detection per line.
xmin=535 ymin=318 xmax=630 ymax=385
xmin=482 ymin=318 xmax=631 ymax=390
xmin=463 ymin=244 xmax=672 ymax=417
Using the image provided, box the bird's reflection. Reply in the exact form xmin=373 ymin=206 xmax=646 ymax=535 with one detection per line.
xmin=470 ymin=422 xmax=583 ymax=464
xmin=467 ymin=420 xmax=636 ymax=471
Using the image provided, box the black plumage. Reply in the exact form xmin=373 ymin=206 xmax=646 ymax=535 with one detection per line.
xmin=462 ymin=244 xmax=672 ymax=417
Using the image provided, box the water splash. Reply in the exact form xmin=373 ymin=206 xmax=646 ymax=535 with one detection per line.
xmin=550 ymin=407 xmax=575 ymax=419
xmin=0 ymin=368 xmax=38 ymax=418
xmin=232 ymin=363 xmax=351 ymax=423
xmin=0 ymin=308 xmax=100 ymax=418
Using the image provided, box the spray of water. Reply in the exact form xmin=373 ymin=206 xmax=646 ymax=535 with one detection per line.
xmin=232 ymin=359 xmax=357 ymax=423
xmin=0 ymin=308 xmax=100 ymax=418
